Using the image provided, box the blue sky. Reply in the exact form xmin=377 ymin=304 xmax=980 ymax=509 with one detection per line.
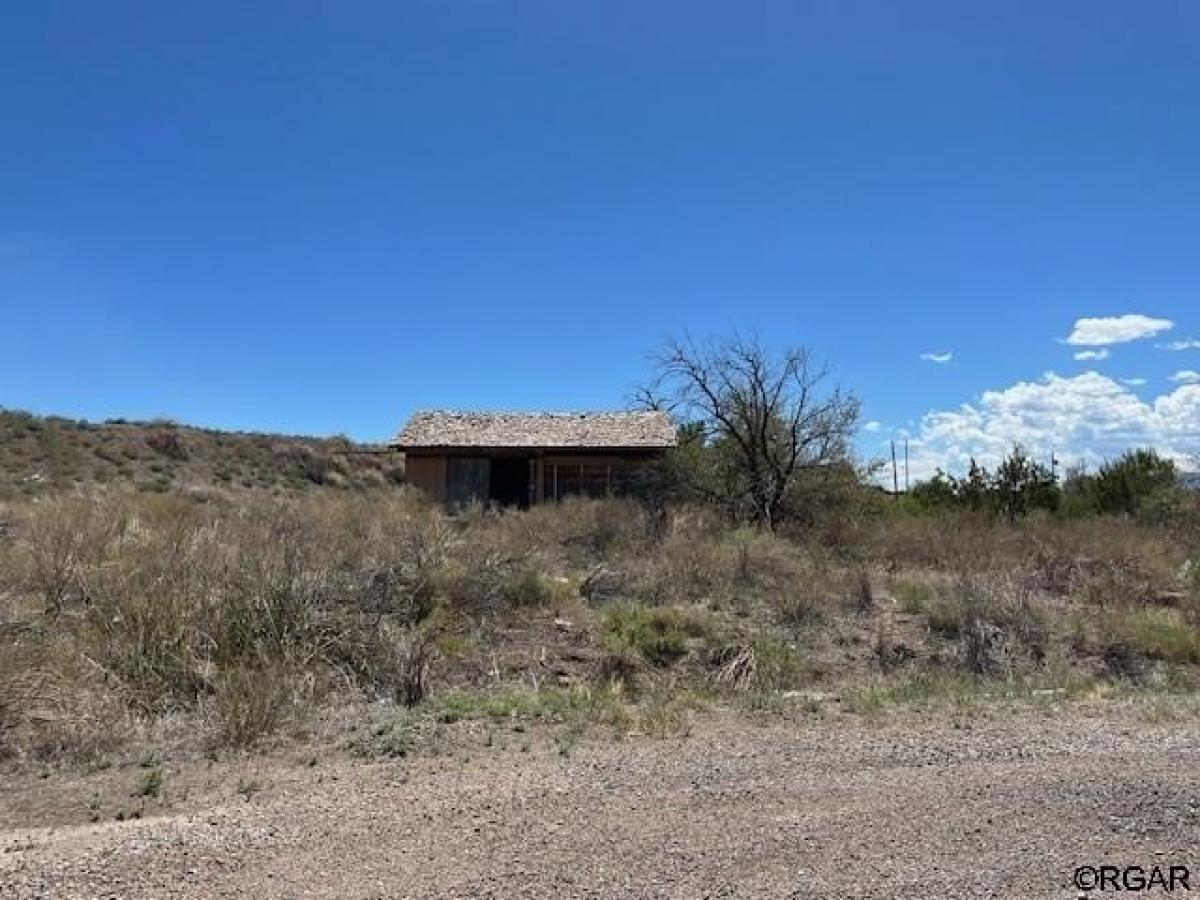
xmin=3 ymin=2 xmax=1199 ymax=472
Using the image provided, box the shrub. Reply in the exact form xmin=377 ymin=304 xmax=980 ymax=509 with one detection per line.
xmin=991 ymin=447 xmax=1060 ymax=520
xmin=525 ymin=496 xmax=651 ymax=562
xmin=17 ymin=493 xmax=124 ymax=613
xmin=1066 ymin=449 xmax=1179 ymax=518
xmin=136 ymin=766 xmax=166 ymax=798
xmin=712 ymin=636 xmax=813 ymax=692
xmin=909 ymin=574 xmax=1047 ymax=675
xmin=503 ymin=567 xmax=555 ymax=607
xmin=1076 ymin=560 xmax=1160 ymax=608
xmin=0 ymin=631 xmax=130 ymax=764
xmin=907 ymin=473 xmax=958 ymax=512
xmin=145 ymin=429 xmax=189 ymax=461
xmin=349 ymin=715 xmax=416 ymax=759
xmin=1068 ymin=606 xmax=1200 ymax=677
xmin=237 ymin=776 xmax=264 ymax=800
xmin=393 ymin=621 xmax=442 ymax=707
xmin=906 ymin=448 xmax=1060 ymax=520
xmin=1117 ymin=608 xmax=1200 ymax=665
xmin=727 ymin=530 xmax=844 ymax=622
xmin=602 ymin=604 xmax=715 ymax=667
xmin=729 ymin=539 xmax=855 ymax=627
xmin=626 ymin=525 xmax=730 ymax=607
xmin=894 ymin=579 xmax=936 ymax=615
xmin=638 ymin=691 xmax=694 ymax=738
xmin=922 ymin=589 xmax=968 ymax=638
xmin=214 ymin=664 xmax=304 ymax=748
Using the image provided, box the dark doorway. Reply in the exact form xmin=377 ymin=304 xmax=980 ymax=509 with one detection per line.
xmin=489 ymin=456 xmax=531 ymax=508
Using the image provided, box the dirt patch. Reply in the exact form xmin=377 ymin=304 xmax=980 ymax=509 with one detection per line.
xmin=3 ymin=699 xmax=1198 ymax=898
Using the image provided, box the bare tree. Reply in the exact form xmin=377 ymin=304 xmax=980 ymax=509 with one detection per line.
xmin=638 ymin=333 xmax=859 ymax=529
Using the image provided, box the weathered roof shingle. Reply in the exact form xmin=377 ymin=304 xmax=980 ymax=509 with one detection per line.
xmin=392 ymin=410 xmax=676 ymax=450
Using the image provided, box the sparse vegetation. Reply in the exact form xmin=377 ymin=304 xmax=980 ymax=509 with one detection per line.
xmin=135 ymin=766 xmax=165 ymax=798
xmin=1 ymin=407 xmax=1198 ymax=771
xmin=637 ymin=690 xmax=695 ymax=739
xmin=0 ymin=408 xmax=403 ymax=499
xmin=236 ymin=775 xmax=263 ymax=800
xmin=601 ymin=603 xmax=717 ymax=667
xmin=348 ymin=715 xmax=418 ymax=759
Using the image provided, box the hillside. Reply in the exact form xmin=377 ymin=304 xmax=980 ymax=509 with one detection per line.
xmin=0 ymin=408 xmax=404 ymax=498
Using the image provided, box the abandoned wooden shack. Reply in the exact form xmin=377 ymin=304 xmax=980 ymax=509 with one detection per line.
xmin=392 ymin=410 xmax=677 ymax=507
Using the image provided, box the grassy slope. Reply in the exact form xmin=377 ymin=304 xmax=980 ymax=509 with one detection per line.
xmin=0 ymin=408 xmax=404 ymax=497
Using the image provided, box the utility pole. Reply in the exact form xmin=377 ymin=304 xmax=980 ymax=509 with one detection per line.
xmin=890 ymin=440 xmax=899 ymax=497
xmin=904 ymin=437 xmax=910 ymax=492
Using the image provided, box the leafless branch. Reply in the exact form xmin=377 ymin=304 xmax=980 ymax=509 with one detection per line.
xmin=639 ymin=332 xmax=859 ymax=528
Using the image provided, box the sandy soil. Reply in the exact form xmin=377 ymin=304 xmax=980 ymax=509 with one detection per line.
xmin=3 ymin=701 xmax=1198 ymax=899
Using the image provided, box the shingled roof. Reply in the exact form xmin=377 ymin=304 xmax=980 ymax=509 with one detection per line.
xmin=392 ymin=410 xmax=676 ymax=450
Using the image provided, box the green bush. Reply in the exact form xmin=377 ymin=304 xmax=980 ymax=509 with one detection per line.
xmin=714 ymin=636 xmax=813 ymax=692
xmin=1118 ymin=608 xmax=1200 ymax=664
xmin=602 ymin=603 xmax=715 ymax=666
xmin=894 ymin=579 xmax=936 ymax=615
xmin=1064 ymin=449 xmax=1179 ymax=519
xmin=906 ymin=447 xmax=1060 ymax=519
xmin=502 ymin=567 xmax=555 ymax=607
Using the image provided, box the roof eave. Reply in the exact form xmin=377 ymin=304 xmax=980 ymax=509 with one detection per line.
xmin=392 ymin=443 xmax=675 ymax=452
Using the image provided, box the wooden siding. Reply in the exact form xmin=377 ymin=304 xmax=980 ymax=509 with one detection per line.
xmin=404 ymin=453 xmax=447 ymax=502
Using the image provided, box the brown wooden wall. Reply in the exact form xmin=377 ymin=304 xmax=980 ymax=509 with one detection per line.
xmin=403 ymin=453 xmax=447 ymax=502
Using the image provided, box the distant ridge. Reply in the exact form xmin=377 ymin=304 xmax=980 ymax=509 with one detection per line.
xmin=0 ymin=408 xmax=404 ymax=498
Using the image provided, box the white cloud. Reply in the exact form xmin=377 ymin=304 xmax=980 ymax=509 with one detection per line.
xmin=862 ymin=421 xmax=882 ymax=433
xmin=902 ymin=371 xmax=1200 ymax=482
xmin=1122 ymin=378 xmax=1147 ymax=386
xmin=1065 ymin=314 xmax=1174 ymax=346
xmin=1073 ymin=349 xmax=1110 ymax=361
xmin=1162 ymin=339 xmax=1200 ymax=351
xmin=1170 ymin=370 xmax=1200 ymax=384
xmin=919 ymin=351 xmax=953 ymax=364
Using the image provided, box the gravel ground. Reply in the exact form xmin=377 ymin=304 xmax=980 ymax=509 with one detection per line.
xmin=3 ymin=701 xmax=1199 ymax=898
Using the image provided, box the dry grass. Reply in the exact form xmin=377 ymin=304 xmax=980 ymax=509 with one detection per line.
xmin=0 ymin=408 xmax=403 ymax=498
xmin=1 ymin=486 xmax=1198 ymax=767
